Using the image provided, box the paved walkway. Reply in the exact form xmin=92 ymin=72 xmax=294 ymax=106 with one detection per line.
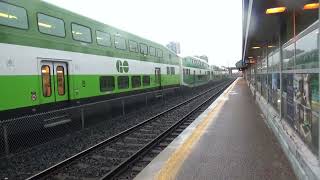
xmin=176 ymin=78 xmax=297 ymax=180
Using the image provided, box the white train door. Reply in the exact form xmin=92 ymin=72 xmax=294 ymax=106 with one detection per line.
xmin=155 ymin=67 xmax=161 ymax=88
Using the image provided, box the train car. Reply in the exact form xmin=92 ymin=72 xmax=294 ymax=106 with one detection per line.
xmin=209 ymin=65 xmax=229 ymax=81
xmin=181 ymin=56 xmax=211 ymax=87
xmin=0 ymin=0 xmax=181 ymax=120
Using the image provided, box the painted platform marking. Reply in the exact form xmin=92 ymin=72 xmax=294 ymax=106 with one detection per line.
xmin=156 ymin=78 xmax=239 ymax=180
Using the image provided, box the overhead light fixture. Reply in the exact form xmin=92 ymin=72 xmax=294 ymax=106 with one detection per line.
xmin=248 ymin=56 xmax=253 ymax=59
xmin=303 ymin=3 xmax=319 ymax=10
xmin=252 ymin=46 xmax=261 ymax=49
xmin=268 ymin=45 xmax=275 ymax=48
xmin=266 ymin=7 xmax=287 ymax=14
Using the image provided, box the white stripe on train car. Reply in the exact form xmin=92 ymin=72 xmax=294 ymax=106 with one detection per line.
xmin=0 ymin=43 xmax=180 ymax=76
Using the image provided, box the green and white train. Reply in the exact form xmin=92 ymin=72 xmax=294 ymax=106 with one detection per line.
xmin=0 ymin=0 xmax=226 ymax=120
xmin=181 ymin=56 xmax=211 ymax=86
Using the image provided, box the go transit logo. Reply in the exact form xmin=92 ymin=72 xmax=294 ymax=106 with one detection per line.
xmin=116 ymin=60 xmax=129 ymax=73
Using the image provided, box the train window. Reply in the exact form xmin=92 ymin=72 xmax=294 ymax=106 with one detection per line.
xmin=170 ymin=67 xmax=175 ymax=75
xmin=37 ymin=13 xmax=65 ymax=37
xmin=56 ymin=66 xmax=65 ymax=95
xmin=143 ymin=75 xmax=150 ymax=86
xmin=71 ymin=23 xmax=92 ymax=43
xmin=96 ymin=31 xmax=111 ymax=47
xmin=129 ymin=40 xmax=139 ymax=53
xmin=149 ymin=46 xmax=156 ymax=56
xmin=140 ymin=43 xmax=148 ymax=55
xmin=0 ymin=2 xmax=28 ymax=29
xmin=167 ymin=67 xmax=170 ymax=75
xmin=156 ymin=49 xmax=163 ymax=57
xmin=114 ymin=36 xmax=127 ymax=50
xmin=100 ymin=76 xmax=115 ymax=92
xmin=41 ymin=65 xmax=52 ymax=97
xmin=131 ymin=76 xmax=141 ymax=88
xmin=118 ymin=76 xmax=129 ymax=89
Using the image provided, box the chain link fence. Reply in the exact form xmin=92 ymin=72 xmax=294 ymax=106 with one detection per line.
xmin=0 ymin=80 xmax=225 ymax=157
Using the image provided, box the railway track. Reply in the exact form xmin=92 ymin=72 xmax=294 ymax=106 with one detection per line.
xmin=27 ymin=79 xmax=234 ymax=180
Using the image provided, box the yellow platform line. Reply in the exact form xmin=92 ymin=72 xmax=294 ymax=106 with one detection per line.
xmin=156 ymin=79 xmax=239 ymax=180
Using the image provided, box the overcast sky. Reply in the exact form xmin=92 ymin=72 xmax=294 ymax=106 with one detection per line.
xmin=44 ymin=0 xmax=242 ymax=67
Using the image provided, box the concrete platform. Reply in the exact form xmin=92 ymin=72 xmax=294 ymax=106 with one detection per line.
xmin=135 ymin=78 xmax=297 ymax=180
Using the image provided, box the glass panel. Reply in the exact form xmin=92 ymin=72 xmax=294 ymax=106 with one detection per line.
xmin=156 ymin=49 xmax=163 ymax=57
xmin=149 ymin=46 xmax=156 ymax=56
xmin=295 ymin=29 xmax=319 ymax=69
xmin=271 ymin=73 xmax=280 ymax=112
xmin=38 ymin=13 xmax=65 ymax=37
xmin=118 ymin=76 xmax=129 ymax=89
xmin=167 ymin=67 xmax=170 ymax=75
xmin=0 ymin=2 xmax=28 ymax=29
xmin=268 ymin=53 xmax=273 ymax=72
xmin=114 ymin=36 xmax=126 ymax=50
xmin=131 ymin=76 xmax=141 ymax=88
xmin=129 ymin=40 xmax=138 ymax=52
xmin=140 ymin=43 xmax=148 ymax=55
xmin=283 ymin=44 xmax=295 ymax=70
xmin=273 ymin=50 xmax=280 ymax=72
xmin=143 ymin=76 xmax=150 ymax=86
xmin=100 ymin=76 xmax=115 ymax=92
xmin=41 ymin=65 xmax=51 ymax=97
xmin=282 ymin=74 xmax=295 ymax=122
xmin=170 ymin=67 xmax=175 ymax=75
xmin=261 ymin=74 xmax=268 ymax=99
xmin=261 ymin=58 xmax=267 ymax=73
xmin=72 ymin=23 xmax=92 ymax=43
xmin=293 ymin=73 xmax=319 ymax=152
xmin=56 ymin=66 xmax=65 ymax=95
xmin=96 ymin=31 xmax=111 ymax=47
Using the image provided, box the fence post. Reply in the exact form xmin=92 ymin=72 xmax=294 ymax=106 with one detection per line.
xmin=81 ymin=108 xmax=85 ymax=129
xmin=122 ymin=99 xmax=125 ymax=116
xmin=2 ymin=125 xmax=9 ymax=156
xmin=181 ymin=86 xmax=185 ymax=100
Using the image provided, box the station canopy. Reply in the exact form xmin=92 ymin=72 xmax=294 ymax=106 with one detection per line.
xmin=242 ymin=0 xmax=318 ymax=62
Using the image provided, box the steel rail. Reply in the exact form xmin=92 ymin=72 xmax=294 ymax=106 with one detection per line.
xmin=26 ymin=79 xmax=233 ymax=180
xmin=100 ymin=80 xmax=233 ymax=179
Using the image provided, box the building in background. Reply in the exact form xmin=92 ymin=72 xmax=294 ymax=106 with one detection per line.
xmin=166 ymin=41 xmax=181 ymax=54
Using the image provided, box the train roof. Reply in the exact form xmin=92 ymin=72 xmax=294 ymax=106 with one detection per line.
xmin=38 ymin=0 xmax=170 ymax=52
xmin=0 ymin=0 xmax=180 ymax=65
xmin=182 ymin=56 xmax=210 ymax=70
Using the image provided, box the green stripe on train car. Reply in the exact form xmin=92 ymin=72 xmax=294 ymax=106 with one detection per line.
xmin=0 ymin=74 xmax=180 ymax=111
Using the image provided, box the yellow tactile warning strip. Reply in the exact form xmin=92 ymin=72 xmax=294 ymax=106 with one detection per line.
xmin=155 ymin=79 xmax=239 ymax=180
